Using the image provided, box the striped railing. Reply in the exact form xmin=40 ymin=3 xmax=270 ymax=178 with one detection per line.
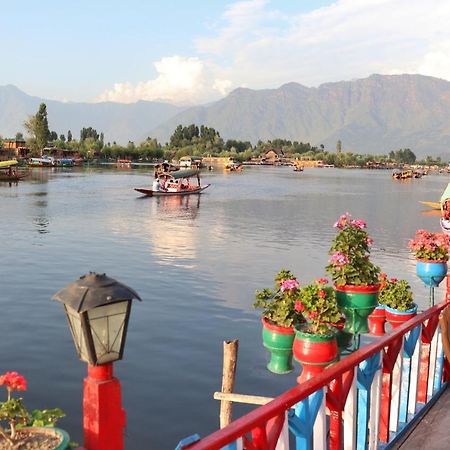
xmin=178 ymin=294 xmax=450 ymax=450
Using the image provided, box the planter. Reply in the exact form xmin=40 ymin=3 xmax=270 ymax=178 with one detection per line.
xmin=293 ymin=325 xmax=338 ymax=384
xmin=416 ymin=259 xmax=448 ymax=287
xmin=368 ymin=305 xmax=386 ymax=336
xmin=335 ymin=285 xmax=379 ymax=334
xmin=261 ymin=317 xmax=295 ymax=374
xmin=0 ymin=427 xmax=70 ymax=450
xmin=385 ymin=303 xmax=418 ymax=329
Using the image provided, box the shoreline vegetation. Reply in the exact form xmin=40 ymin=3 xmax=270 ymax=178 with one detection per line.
xmin=0 ymin=103 xmax=447 ymax=169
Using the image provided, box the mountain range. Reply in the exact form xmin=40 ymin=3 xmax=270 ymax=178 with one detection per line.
xmin=2 ymin=74 xmax=450 ymax=157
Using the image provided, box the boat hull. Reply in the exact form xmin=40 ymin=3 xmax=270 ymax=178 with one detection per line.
xmin=135 ymin=184 xmax=210 ymax=197
xmin=0 ymin=174 xmax=27 ymax=182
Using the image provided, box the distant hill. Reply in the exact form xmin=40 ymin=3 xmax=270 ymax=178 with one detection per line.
xmin=149 ymin=74 xmax=450 ymax=158
xmin=0 ymin=85 xmax=184 ymax=144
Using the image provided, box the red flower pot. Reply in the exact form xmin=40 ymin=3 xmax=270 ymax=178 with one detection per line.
xmin=293 ymin=325 xmax=338 ymax=384
xmin=385 ymin=304 xmax=418 ymax=329
xmin=368 ymin=305 xmax=386 ymax=336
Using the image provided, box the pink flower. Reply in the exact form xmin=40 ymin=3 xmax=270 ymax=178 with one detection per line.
xmin=308 ymin=311 xmax=318 ymax=320
xmin=329 ymin=251 xmax=349 ymax=267
xmin=280 ymin=279 xmax=299 ymax=292
xmin=350 ymin=219 xmax=367 ymax=229
xmin=334 ymin=212 xmax=351 ymax=229
xmin=295 ymin=301 xmax=305 ymax=312
xmin=366 ymin=237 xmax=373 ymax=246
xmin=390 ymin=277 xmax=398 ymax=283
xmin=0 ymin=371 xmax=27 ymax=392
xmin=318 ymin=290 xmax=326 ymax=299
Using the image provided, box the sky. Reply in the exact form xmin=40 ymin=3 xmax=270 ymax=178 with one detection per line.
xmin=1 ymin=0 xmax=450 ymax=106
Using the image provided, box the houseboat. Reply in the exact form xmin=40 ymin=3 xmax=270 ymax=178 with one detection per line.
xmin=28 ymin=156 xmax=55 ymax=167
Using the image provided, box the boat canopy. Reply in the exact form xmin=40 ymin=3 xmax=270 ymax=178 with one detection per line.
xmin=0 ymin=160 xmax=18 ymax=168
xmin=441 ymin=182 xmax=450 ymax=202
xmin=162 ymin=169 xmax=200 ymax=179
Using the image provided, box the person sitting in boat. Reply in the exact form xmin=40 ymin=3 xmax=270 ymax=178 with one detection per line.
xmin=152 ymin=178 xmax=161 ymax=192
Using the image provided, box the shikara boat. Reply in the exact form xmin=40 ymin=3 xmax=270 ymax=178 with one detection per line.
xmin=0 ymin=160 xmax=27 ymax=182
xmin=224 ymin=162 xmax=243 ymax=172
xmin=135 ymin=168 xmax=210 ymax=197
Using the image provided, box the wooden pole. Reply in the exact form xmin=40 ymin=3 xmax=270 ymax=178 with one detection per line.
xmin=214 ymin=392 xmax=273 ymax=405
xmin=220 ymin=340 xmax=239 ymax=428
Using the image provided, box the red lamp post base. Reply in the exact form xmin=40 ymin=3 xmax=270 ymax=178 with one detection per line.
xmin=83 ymin=363 xmax=126 ymax=450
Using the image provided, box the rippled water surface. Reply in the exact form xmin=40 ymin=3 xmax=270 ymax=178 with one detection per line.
xmin=0 ymin=166 xmax=448 ymax=449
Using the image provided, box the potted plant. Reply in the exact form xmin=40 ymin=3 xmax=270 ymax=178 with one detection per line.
xmin=408 ymin=230 xmax=450 ymax=287
xmin=325 ymin=213 xmax=381 ymax=334
xmin=253 ymin=269 xmax=303 ymax=374
xmin=292 ymin=278 xmax=341 ymax=383
xmin=378 ymin=277 xmax=417 ymax=328
xmin=0 ymin=371 xmax=69 ymax=450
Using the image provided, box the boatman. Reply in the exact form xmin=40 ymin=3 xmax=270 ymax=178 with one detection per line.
xmin=152 ymin=178 xmax=161 ymax=192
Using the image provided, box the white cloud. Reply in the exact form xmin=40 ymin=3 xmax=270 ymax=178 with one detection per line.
xmin=97 ymin=0 xmax=450 ymax=104
xmin=97 ymin=56 xmax=233 ymax=105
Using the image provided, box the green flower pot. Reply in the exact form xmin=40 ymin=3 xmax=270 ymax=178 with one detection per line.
xmin=261 ymin=317 xmax=295 ymax=374
xmin=335 ymin=285 xmax=379 ymax=334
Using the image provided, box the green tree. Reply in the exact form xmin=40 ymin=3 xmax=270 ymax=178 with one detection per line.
xmin=67 ymin=130 xmax=72 ymax=142
xmin=15 ymin=132 xmax=24 ymax=140
xmin=24 ymin=103 xmax=51 ymax=153
xmin=336 ymin=140 xmax=342 ymax=154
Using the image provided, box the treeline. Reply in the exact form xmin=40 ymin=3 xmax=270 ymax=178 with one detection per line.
xmin=0 ymin=104 xmax=445 ymax=166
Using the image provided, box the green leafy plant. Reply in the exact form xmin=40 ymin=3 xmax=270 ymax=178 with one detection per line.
xmin=378 ymin=274 xmax=415 ymax=311
xmin=0 ymin=371 xmax=65 ymax=446
xmin=408 ymin=230 xmax=450 ymax=261
xmin=253 ymin=269 xmax=303 ymax=327
xmin=326 ymin=213 xmax=380 ymax=286
xmin=294 ymin=278 xmax=342 ymax=335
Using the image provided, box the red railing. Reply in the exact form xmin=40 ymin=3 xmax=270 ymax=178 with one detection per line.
xmin=183 ymin=300 xmax=450 ymax=450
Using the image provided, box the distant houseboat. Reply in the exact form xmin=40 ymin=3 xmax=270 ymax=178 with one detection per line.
xmin=28 ymin=156 xmax=55 ymax=167
xmin=179 ymin=156 xmax=203 ymax=168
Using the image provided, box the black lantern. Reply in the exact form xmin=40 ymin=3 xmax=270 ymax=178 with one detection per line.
xmin=53 ymin=272 xmax=141 ymax=366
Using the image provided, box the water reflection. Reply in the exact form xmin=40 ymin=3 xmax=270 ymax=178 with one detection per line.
xmin=33 ymin=217 xmax=50 ymax=234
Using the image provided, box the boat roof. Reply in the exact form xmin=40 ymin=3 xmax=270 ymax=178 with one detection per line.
xmin=441 ymin=182 xmax=450 ymax=202
xmin=160 ymin=168 xmax=200 ymax=179
xmin=0 ymin=160 xmax=18 ymax=168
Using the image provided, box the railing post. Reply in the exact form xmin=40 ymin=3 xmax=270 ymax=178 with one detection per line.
xmin=379 ymin=337 xmax=402 ymax=442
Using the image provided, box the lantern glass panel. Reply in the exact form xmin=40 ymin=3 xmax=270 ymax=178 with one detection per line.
xmin=87 ymin=301 xmax=128 ymax=364
xmin=65 ymin=305 xmax=90 ymax=362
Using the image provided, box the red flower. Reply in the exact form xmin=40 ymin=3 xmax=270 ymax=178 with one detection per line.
xmin=316 ymin=277 xmax=328 ymax=285
xmin=390 ymin=277 xmax=398 ymax=283
xmin=308 ymin=311 xmax=318 ymax=320
xmin=0 ymin=371 xmax=27 ymax=392
xmin=318 ymin=290 xmax=327 ymax=299
xmin=295 ymin=301 xmax=305 ymax=312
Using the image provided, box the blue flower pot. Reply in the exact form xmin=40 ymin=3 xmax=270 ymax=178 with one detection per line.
xmin=415 ymin=260 xmax=448 ymax=287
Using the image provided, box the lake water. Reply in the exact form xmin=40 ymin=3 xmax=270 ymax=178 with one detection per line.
xmin=0 ymin=165 xmax=448 ymax=449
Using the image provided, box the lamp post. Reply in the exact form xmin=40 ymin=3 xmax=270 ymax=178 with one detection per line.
xmin=53 ymin=272 xmax=141 ymax=450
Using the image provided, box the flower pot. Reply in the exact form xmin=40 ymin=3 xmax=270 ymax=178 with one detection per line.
xmin=385 ymin=304 xmax=418 ymax=329
xmin=416 ymin=259 xmax=448 ymax=287
xmin=261 ymin=317 xmax=295 ymax=374
xmin=335 ymin=285 xmax=379 ymax=334
xmin=0 ymin=427 xmax=70 ymax=450
xmin=293 ymin=325 xmax=338 ymax=384
xmin=368 ymin=305 xmax=386 ymax=336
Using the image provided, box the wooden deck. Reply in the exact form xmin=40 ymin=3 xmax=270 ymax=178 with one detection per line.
xmin=392 ymin=385 xmax=450 ymax=449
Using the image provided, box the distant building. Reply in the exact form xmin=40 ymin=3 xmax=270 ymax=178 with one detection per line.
xmin=0 ymin=138 xmax=30 ymax=160
xmin=264 ymin=148 xmax=285 ymax=161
